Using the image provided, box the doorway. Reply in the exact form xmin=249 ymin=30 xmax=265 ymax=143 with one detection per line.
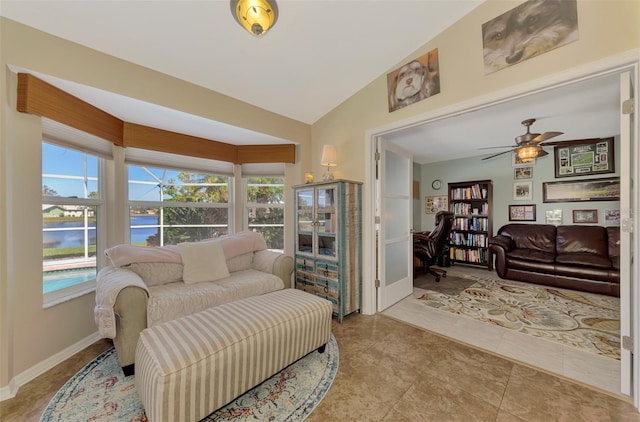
xmin=364 ymin=59 xmax=639 ymax=403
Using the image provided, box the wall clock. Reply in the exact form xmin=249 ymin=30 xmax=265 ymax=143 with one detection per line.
xmin=431 ymin=179 xmax=442 ymax=190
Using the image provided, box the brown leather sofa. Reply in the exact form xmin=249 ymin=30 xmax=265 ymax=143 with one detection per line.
xmin=488 ymin=224 xmax=620 ymax=297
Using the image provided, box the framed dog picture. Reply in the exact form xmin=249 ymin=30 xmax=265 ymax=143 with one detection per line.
xmin=387 ymin=48 xmax=440 ymax=112
xmin=482 ymin=0 xmax=579 ymax=74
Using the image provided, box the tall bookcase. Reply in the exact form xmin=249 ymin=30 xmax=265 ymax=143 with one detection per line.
xmin=448 ymin=180 xmax=493 ymax=269
xmin=293 ymin=180 xmax=362 ymax=322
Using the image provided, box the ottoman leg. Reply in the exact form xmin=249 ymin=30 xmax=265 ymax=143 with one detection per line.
xmin=122 ymin=364 xmax=135 ymax=377
xmin=317 ymin=344 xmax=327 ymax=354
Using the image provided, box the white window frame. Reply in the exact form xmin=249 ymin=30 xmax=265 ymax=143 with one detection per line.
xmin=127 ymin=164 xmax=234 ymax=246
xmin=42 ymin=142 xmax=106 ymax=307
xmin=243 ymin=175 xmax=285 ymax=251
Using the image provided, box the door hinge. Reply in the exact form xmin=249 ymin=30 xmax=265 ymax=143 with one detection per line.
xmin=621 ymin=218 xmax=634 ymax=233
xmin=622 ymin=99 xmax=634 ymax=115
xmin=375 ymin=279 xmax=380 ymax=288
xmin=374 ymin=151 xmax=381 ymax=161
xmin=623 ymin=335 xmax=633 ymax=352
xmin=375 ymin=215 xmax=381 ymax=224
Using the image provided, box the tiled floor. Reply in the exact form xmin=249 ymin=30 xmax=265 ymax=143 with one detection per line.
xmin=1 ymin=301 xmax=638 ymax=421
xmin=383 ymin=265 xmax=622 ymax=396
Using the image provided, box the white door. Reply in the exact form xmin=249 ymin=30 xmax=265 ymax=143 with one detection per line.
xmin=619 ymin=69 xmax=637 ymax=397
xmin=377 ymin=139 xmax=413 ymax=311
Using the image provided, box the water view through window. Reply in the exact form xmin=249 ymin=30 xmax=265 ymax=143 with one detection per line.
xmin=42 ymin=142 xmax=102 ymax=295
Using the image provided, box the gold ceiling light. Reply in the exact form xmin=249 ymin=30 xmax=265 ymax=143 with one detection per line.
xmin=517 ymin=146 xmax=540 ymax=162
xmin=231 ymin=0 xmax=279 ymax=37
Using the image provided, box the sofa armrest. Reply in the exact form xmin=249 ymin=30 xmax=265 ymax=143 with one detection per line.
xmin=488 ymin=235 xmax=515 ymax=251
xmin=95 ymin=266 xmax=149 ymax=370
xmin=113 ymin=286 xmax=148 ymax=369
xmin=253 ymin=250 xmax=294 ymax=288
xmin=488 ymin=236 xmax=514 ymax=278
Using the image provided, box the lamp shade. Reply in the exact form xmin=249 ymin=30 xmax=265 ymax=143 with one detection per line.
xmin=517 ymin=146 xmax=540 ymax=162
xmin=320 ymin=145 xmax=338 ymax=167
xmin=231 ymin=0 xmax=278 ymax=37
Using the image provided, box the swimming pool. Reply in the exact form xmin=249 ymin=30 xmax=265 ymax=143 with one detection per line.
xmin=43 ymin=267 xmax=96 ymax=294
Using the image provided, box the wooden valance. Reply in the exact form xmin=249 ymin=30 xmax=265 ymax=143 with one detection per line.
xmin=16 ymin=73 xmax=295 ymax=164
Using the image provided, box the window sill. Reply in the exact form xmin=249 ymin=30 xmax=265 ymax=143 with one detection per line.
xmin=43 ymin=280 xmax=96 ymax=309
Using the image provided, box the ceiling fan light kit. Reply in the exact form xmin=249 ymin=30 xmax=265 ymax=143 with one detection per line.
xmin=231 ymin=0 xmax=278 ymax=37
xmin=481 ymin=118 xmax=563 ymax=161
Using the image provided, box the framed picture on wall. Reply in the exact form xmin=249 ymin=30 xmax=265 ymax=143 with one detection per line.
xmin=425 ymin=195 xmax=448 ymax=214
xmin=509 ymin=204 xmax=536 ymax=221
xmin=545 ymin=209 xmax=563 ymax=225
xmin=605 ymin=209 xmax=620 ymax=225
xmin=512 ymin=154 xmax=535 ymax=167
xmin=553 ymin=137 xmax=615 ymax=178
xmin=513 ymin=181 xmax=533 ymax=200
xmin=543 ymin=177 xmax=620 ymax=203
xmin=514 ymin=166 xmax=533 ymax=179
xmin=572 ymin=209 xmax=598 ymax=224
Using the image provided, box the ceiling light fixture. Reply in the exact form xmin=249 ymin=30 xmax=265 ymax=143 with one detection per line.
xmin=230 ymin=0 xmax=278 ymax=37
xmin=517 ymin=146 xmax=540 ymax=162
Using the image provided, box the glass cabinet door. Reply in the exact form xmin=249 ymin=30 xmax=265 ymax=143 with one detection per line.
xmin=296 ymin=188 xmax=314 ymax=255
xmin=316 ymin=186 xmax=337 ymax=258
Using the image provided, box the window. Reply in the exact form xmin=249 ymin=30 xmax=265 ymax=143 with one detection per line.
xmin=42 ymin=142 xmax=103 ymax=299
xmin=128 ymin=165 xmax=231 ymax=246
xmin=245 ymin=177 xmax=285 ymax=251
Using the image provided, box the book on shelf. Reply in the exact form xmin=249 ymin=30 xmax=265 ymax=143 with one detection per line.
xmin=449 ymin=247 xmax=487 ymax=263
xmin=451 ymin=184 xmax=488 ymax=201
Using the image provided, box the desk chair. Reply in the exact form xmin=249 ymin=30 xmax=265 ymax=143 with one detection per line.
xmin=413 ymin=211 xmax=454 ymax=282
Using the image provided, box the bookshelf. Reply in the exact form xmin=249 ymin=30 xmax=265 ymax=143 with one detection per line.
xmin=448 ymin=180 xmax=493 ymax=269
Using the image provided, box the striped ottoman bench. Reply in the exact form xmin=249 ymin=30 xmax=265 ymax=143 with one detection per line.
xmin=135 ymin=288 xmax=332 ymax=422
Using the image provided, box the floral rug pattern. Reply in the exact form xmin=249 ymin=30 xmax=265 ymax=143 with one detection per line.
xmin=40 ymin=335 xmax=338 ymax=422
xmin=416 ymin=274 xmax=620 ymax=360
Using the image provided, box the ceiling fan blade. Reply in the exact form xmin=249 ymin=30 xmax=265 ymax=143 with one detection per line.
xmin=481 ymin=148 xmax=516 ymax=160
xmin=533 ymin=131 xmax=563 ymax=143
xmin=537 ymin=149 xmax=549 ymax=157
xmin=478 ymin=145 xmax=516 ymax=150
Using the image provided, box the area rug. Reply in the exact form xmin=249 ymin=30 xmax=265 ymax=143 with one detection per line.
xmin=40 ymin=335 xmax=338 ymax=421
xmin=415 ymin=273 xmax=620 ymax=360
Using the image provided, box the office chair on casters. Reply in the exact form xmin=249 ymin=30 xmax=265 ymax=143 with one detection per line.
xmin=413 ymin=211 xmax=455 ymax=282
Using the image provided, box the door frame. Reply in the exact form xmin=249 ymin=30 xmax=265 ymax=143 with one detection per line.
xmin=363 ymin=50 xmax=640 ymax=405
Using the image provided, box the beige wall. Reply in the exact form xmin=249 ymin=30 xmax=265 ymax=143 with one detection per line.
xmin=1 ymin=0 xmax=640 ymax=395
xmin=0 ymin=17 xmax=311 ymax=392
xmin=311 ymin=0 xmax=640 ymax=182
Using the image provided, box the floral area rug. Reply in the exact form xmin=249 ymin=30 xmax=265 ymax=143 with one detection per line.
xmin=415 ymin=273 xmax=620 ymax=360
xmin=40 ymin=335 xmax=338 ymax=421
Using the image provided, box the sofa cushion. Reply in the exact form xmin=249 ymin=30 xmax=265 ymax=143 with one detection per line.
xmin=498 ymin=224 xmax=556 ymax=254
xmin=226 ymin=251 xmax=254 ymax=273
xmin=556 ymin=252 xmax=612 ymax=269
xmin=556 ymin=225 xmax=607 ymax=256
xmin=219 ymin=231 xmax=268 ymax=259
xmin=146 ymin=269 xmax=284 ymax=326
xmin=105 ymin=244 xmax=181 ymax=267
xmin=178 ymin=239 xmax=230 ymax=284
xmin=127 ymin=262 xmax=184 ymax=287
xmin=507 ymin=249 xmax=555 ymax=263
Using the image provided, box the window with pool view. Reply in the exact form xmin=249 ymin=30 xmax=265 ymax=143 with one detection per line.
xmin=128 ymin=165 xmax=230 ymax=246
xmin=42 ymin=142 xmax=103 ymax=295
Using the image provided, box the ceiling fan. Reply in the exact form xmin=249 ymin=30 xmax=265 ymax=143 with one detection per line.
xmin=480 ymin=118 xmax=564 ymax=161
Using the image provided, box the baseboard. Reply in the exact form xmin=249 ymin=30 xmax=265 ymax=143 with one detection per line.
xmin=0 ymin=331 xmax=102 ymax=402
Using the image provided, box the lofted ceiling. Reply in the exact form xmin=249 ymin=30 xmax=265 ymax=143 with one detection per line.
xmin=0 ymin=1 xmax=621 ymax=163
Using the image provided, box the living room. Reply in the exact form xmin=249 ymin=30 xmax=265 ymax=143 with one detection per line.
xmin=1 ymin=0 xmax=639 ymax=417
